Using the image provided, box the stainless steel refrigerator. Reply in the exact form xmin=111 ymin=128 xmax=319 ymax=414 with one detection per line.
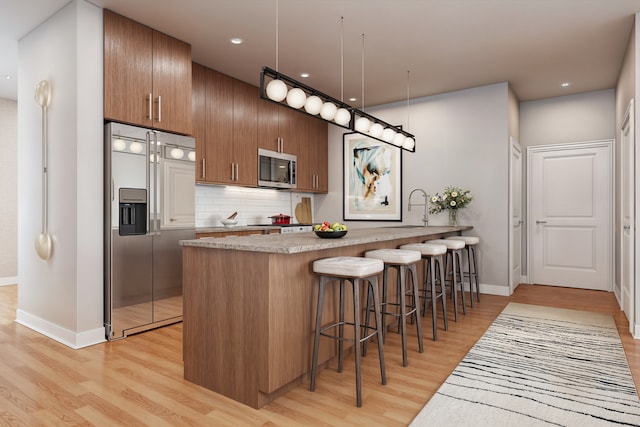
xmin=104 ymin=122 xmax=196 ymax=340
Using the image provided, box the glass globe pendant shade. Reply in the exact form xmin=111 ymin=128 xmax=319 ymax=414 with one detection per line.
xmin=320 ymin=102 xmax=337 ymax=120
xmin=402 ymin=137 xmax=415 ymax=151
xmin=112 ymin=138 xmax=126 ymax=151
xmin=368 ymin=123 xmax=383 ymax=138
xmin=304 ymin=95 xmax=323 ymax=115
xmin=286 ymin=88 xmax=307 ymax=109
xmin=393 ymin=133 xmax=406 ymax=147
xmin=334 ymin=108 xmax=351 ymax=126
xmin=187 ymin=151 xmax=196 ymax=161
xmin=266 ymin=79 xmax=288 ymax=102
xmin=382 ymin=128 xmax=396 ymax=143
xmin=354 ymin=116 xmax=371 ymax=133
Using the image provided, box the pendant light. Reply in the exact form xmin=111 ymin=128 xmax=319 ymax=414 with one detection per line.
xmin=333 ymin=17 xmax=351 ymax=127
xmin=265 ymin=0 xmax=288 ymax=102
xmin=258 ymin=10 xmax=416 ymax=151
xmin=402 ymin=70 xmax=415 ymax=150
xmin=354 ymin=34 xmax=371 ymax=133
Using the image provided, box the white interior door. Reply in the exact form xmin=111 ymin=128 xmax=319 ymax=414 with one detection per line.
xmin=621 ymin=100 xmax=635 ymax=334
xmin=509 ymin=137 xmax=523 ymax=295
xmin=528 ymin=141 xmax=612 ymax=290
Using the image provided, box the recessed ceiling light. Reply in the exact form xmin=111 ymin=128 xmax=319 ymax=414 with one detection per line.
xmin=561 ymin=82 xmax=570 ymax=87
xmin=349 ymin=97 xmax=357 ymax=102
xmin=4 ymin=75 xmax=11 ymax=80
xmin=230 ymin=38 xmax=243 ymax=45
xmin=300 ymin=73 xmax=309 ymax=78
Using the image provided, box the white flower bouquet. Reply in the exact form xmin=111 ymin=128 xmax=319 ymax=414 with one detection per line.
xmin=429 ymin=186 xmax=473 ymax=214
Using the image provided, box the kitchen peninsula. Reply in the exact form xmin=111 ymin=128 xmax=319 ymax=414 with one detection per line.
xmin=180 ymin=226 xmax=471 ymax=408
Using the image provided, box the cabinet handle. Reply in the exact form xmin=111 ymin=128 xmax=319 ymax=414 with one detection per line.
xmin=148 ymin=93 xmax=152 ymax=120
xmin=231 ymin=163 xmax=235 ymax=181
xmin=157 ymin=95 xmax=162 ymax=122
xmin=624 ymin=225 xmax=631 ymax=230
xmin=536 ymin=220 xmax=547 ymax=224
xmin=279 ymin=137 xmax=283 ymax=153
xmin=201 ymin=158 xmax=206 ymax=179
xmin=235 ymin=163 xmax=239 ymax=181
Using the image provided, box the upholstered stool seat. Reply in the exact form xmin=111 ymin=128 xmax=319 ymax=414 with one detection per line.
xmin=447 ymin=236 xmax=480 ymax=305
xmin=310 ymin=256 xmax=386 ymax=407
xmin=426 ymin=239 xmax=466 ymax=319
xmin=400 ymin=243 xmax=448 ymax=340
xmin=364 ymin=249 xmax=423 ymax=367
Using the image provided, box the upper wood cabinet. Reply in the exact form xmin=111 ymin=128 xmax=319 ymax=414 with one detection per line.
xmin=257 ymin=99 xmax=298 ymax=155
xmin=104 ymin=9 xmax=192 ymax=135
xmin=194 ymin=65 xmax=257 ymax=186
xmin=296 ymin=114 xmax=328 ymax=193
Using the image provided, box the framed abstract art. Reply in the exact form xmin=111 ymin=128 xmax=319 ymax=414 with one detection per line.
xmin=343 ymin=132 xmax=403 ymax=221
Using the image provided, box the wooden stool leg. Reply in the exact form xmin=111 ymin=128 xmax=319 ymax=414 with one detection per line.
xmin=408 ymin=263 xmax=423 ymax=352
xmin=398 ymin=266 xmax=408 ymax=367
xmin=352 ymin=278 xmax=363 ymax=407
xmin=369 ymin=276 xmax=387 ymax=386
xmin=454 ymin=249 xmax=466 ymax=315
xmin=436 ymin=255 xmax=448 ymax=331
xmin=472 ymin=245 xmax=480 ymax=302
xmin=310 ymin=276 xmax=327 ymax=392
xmin=338 ymin=279 xmax=345 ymax=372
xmin=447 ymin=252 xmax=459 ymax=322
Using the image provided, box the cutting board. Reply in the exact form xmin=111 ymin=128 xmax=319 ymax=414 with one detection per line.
xmin=295 ymin=197 xmax=312 ymax=224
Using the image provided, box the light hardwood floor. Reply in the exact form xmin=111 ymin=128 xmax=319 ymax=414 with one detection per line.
xmin=2 ymin=284 xmax=639 ymax=426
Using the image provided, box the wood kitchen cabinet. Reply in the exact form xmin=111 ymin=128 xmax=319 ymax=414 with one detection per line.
xmin=201 ymin=68 xmax=258 ymax=187
xmin=296 ymin=114 xmax=328 ymax=193
xmin=104 ymin=9 xmax=192 ymax=135
xmin=257 ymin=99 xmax=298 ymax=155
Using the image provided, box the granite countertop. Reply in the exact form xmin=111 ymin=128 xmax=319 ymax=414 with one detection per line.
xmin=181 ymin=225 xmax=472 ymax=254
xmin=196 ymin=225 xmax=281 ymax=233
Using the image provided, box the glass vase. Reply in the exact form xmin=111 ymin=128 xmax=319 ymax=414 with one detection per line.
xmin=448 ymin=210 xmax=458 ymax=226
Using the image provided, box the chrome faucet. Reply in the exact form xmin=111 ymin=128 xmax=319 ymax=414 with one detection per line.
xmin=408 ymin=188 xmax=429 ymax=227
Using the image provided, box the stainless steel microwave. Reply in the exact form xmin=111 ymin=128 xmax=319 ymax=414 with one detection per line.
xmin=258 ymin=148 xmax=297 ymax=189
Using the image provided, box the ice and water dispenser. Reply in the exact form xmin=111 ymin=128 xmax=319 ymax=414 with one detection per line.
xmin=119 ymin=188 xmax=147 ymax=236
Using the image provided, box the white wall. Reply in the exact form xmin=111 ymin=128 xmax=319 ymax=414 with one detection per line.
xmin=0 ymin=98 xmax=17 ymax=285
xmin=615 ymin=20 xmax=635 ymax=301
xmin=17 ymin=0 xmax=104 ymax=348
xmin=316 ymin=83 xmax=511 ymax=293
xmin=520 ymin=89 xmax=615 ymax=147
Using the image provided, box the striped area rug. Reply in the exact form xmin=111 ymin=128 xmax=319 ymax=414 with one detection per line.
xmin=410 ymin=303 xmax=640 ymax=426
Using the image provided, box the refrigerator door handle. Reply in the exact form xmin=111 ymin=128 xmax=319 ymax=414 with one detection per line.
xmin=146 ymin=131 xmax=152 ymax=235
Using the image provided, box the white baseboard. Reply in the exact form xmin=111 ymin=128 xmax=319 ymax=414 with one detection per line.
xmin=478 ymin=283 xmax=511 ymax=296
xmin=15 ymin=309 xmax=106 ymax=349
xmin=0 ymin=276 xmax=18 ymax=286
xmin=520 ymin=275 xmax=528 ymax=284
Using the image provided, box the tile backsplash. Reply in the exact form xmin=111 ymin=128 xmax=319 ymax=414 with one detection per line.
xmin=196 ymin=184 xmax=315 ymax=227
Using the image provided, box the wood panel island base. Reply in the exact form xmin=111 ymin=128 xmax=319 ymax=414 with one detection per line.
xmin=180 ymin=226 xmax=471 ymax=408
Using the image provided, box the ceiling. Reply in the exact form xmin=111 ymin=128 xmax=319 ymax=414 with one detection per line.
xmin=2 ymin=0 xmax=640 ymax=106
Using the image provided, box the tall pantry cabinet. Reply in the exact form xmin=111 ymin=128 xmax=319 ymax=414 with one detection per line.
xmin=104 ymin=9 xmax=192 ymax=135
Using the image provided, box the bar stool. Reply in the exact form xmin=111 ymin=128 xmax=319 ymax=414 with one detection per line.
xmin=310 ymin=256 xmax=386 ymax=407
xmin=400 ymin=243 xmax=448 ymax=340
xmin=426 ymin=239 xmax=466 ymax=319
xmin=447 ymin=235 xmax=480 ymax=305
xmin=363 ymin=248 xmax=423 ymax=367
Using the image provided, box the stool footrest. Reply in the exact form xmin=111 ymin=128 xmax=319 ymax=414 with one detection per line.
xmin=319 ymin=322 xmax=380 ymax=345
